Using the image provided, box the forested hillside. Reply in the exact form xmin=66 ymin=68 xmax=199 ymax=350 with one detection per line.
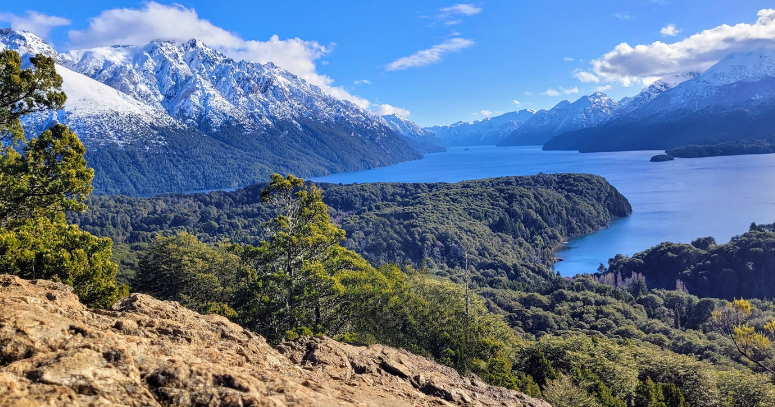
xmin=70 ymin=174 xmax=631 ymax=287
xmin=601 ymin=223 xmax=775 ymax=300
xmin=67 ymin=175 xmax=775 ymax=406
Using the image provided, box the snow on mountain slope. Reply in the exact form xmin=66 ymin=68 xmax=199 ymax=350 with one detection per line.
xmin=427 ymin=110 xmax=536 ymax=147
xmin=616 ymin=72 xmax=701 ymax=116
xmin=1 ymin=28 xmax=181 ymax=148
xmin=23 ymin=65 xmax=181 ymax=147
xmin=382 ymin=114 xmax=438 ymax=141
xmin=60 ymin=39 xmax=389 ymax=135
xmin=543 ymin=49 xmax=775 ymax=152
xmin=500 ymin=93 xmax=622 ymax=146
xmin=0 ymin=28 xmax=59 ymax=59
xmin=1 ymin=28 xmax=421 ymax=195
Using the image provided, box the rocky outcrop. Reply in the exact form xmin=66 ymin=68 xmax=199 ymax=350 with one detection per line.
xmin=0 ymin=275 xmax=550 ymax=407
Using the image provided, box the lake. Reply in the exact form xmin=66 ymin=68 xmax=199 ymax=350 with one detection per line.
xmin=312 ymin=146 xmax=775 ymax=276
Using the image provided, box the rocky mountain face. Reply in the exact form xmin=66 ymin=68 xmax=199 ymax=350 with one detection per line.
xmin=544 ymin=50 xmax=775 ymax=152
xmin=0 ymin=28 xmax=421 ymax=195
xmin=427 ymin=110 xmax=536 ymax=147
xmin=499 ymin=93 xmax=623 ymax=146
xmin=0 ymin=275 xmax=549 ymax=407
xmin=382 ymin=114 xmax=446 ymax=153
xmin=615 ymin=72 xmax=701 ymax=117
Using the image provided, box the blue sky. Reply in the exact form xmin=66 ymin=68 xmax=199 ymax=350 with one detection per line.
xmin=2 ymin=1 xmax=775 ymax=126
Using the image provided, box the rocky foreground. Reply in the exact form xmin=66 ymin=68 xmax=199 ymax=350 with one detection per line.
xmin=0 ymin=275 xmax=549 ymax=406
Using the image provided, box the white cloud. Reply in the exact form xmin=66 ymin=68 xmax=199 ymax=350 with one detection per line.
xmin=591 ymin=9 xmax=775 ymax=86
xmin=386 ymin=38 xmax=474 ymax=71
xmin=0 ymin=11 xmax=70 ymax=37
xmin=354 ymin=79 xmax=371 ymax=85
xmin=613 ymin=13 xmax=632 ymax=20
xmin=66 ymin=2 xmax=371 ymax=108
xmin=561 ymin=86 xmax=579 ymax=94
xmin=596 ymin=85 xmax=612 ymax=92
xmin=542 ymin=88 xmax=560 ymax=96
xmin=375 ymin=104 xmax=410 ymax=117
xmin=480 ymin=109 xmax=492 ymax=116
xmin=525 ymin=91 xmax=534 ymax=95
xmin=660 ymin=24 xmax=680 ymax=37
xmin=574 ymin=71 xmax=600 ymax=83
xmin=439 ymin=3 xmax=482 ymax=25
xmin=564 ymin=57 xmax=575 ymax=62
xmin=513 ymin=100 xmax=521 ymax=105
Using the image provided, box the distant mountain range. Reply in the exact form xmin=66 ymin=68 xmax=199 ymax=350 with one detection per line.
xmin=499 ymin=93 xmax=623 ymax=146
xmin=381 ymin=114 xmax=446 ymax=153
xmin=544 ymin=50 xmax=775 ymax=152
xmin=424 ymin=110 xmax=536 ymax=147
xmin=1 ymin=28 xmax=421 ymax=195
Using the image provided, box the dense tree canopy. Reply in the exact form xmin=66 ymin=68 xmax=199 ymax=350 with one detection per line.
xmin=605 ymin=223 xmax=775 ymax=300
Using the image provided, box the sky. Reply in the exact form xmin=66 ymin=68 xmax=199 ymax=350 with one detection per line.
xmin=2 ymin=1 xmax=775 ymax=126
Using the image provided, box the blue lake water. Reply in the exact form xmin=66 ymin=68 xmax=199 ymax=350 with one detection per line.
xmin=312 ymin=146 xmax=775 ymax=276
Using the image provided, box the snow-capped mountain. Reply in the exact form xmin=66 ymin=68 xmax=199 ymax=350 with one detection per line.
xmin=427 ymin=110 xmax=536 ymax=147
xmin=500 ymin=93 xmax=622 ymax=146
xmin=60 ymin=39 xmax=387 ymax=134
xmin=616 ymin=72 xmax=701 ymax=116
xmin=1 ymin=28 xmax=181 ymax=148
xmin=544 ymin=50 xmax=775 ymax=152
xmin=381 ymin=114 xmax=445 ymax=153
xmin=0 ymin=28 xmax=421 ymax=195
xmin=382 ymin=114 xmax=438 ymax=141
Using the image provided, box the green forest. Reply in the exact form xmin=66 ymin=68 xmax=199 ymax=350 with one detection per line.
xmin=6 ymin=49 xmax=775 ymax=406
xmin=666 ymin=137 xmax=775 ymax=159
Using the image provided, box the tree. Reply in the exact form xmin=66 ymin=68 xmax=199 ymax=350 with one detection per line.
xmin=0 ymin=50 xmax=90 ymax=228
xmin=542 ymin=375 xmax=602 ymax=407
xmin=135 ymin=233 xmax=247 ymax=316
xmin=660 ymin=383 xmax=689 ymax=407
xmin=634 ymin=377 xmax=666 ymax=407
xmin=519 ymin=346 xmax=558 ymax=387
xmin=0 ymin=50 xmax=121 ymax=307
xmin=571 ymin=368 xmax=626 ymax=407
xmin=711 ymin=298 xmax=775 ymax=376
xmin=0 ymin=214 xmax=126 ymax=308
xmin=237 ymin=174 xmax=368 ymax=343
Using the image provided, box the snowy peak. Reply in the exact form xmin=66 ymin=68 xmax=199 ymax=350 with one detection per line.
xmin=0 ymin=28 xmax=59 ymax=61
xmin=618 ymin=72 xmax=701 ymax=115
xmin=499 ymin=93 xmax=623 ymax=146
xmin=60 ymin=38 xmax=384 ymax=134
xmin=426 ymin=110 xmax=536 ymax=146
xmin=0 ymin=28 xmax=422 ymax=195
xmin=543 ymin=49 xmax=775 ymax=152
xmin=23 ymin=65 xmax=179 ymax=147
xmin=382 ymin=114 xmax=437 ymax=140
xmin=698 ymin=49 xmax=775 ymax=86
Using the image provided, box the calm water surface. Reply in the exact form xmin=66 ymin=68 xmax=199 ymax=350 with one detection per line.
xmin=313 ymin=146 xmax=775 ymax=276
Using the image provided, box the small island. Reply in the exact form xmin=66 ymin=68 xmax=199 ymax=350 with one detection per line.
xmin=650 ymin=154 xmax=675 ymax=162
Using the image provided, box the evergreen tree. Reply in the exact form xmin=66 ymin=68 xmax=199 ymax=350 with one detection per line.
xmin=0 ymin=50 xmax=123 ymax=307
xmin=635 ymin=377 xmax=666 ymax=407
xmin=660 ymin=383 xmax=689 ymax=407
xmin=237 ymin=174 xmax=371 ymax=343
xmin=520 ymin=346 xmax=558 ymax=387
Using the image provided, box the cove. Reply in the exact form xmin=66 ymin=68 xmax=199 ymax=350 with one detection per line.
xmin=313 ymin=146 xmax=775 ymax=276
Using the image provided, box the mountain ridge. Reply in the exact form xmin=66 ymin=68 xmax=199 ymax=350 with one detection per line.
xmin=426 ymin=110 xmax=536 ymax=146
xmin=543 ymin=49 xmax=775 ymax=152
xmin=1 ymin=28 xmax=422 ymax=196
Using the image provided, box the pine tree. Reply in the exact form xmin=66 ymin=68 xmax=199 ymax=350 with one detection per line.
xmin=0 ymin=50 xmax=124 ymax=307
xmin=635 ymin=377 xmax=666 ymax=407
